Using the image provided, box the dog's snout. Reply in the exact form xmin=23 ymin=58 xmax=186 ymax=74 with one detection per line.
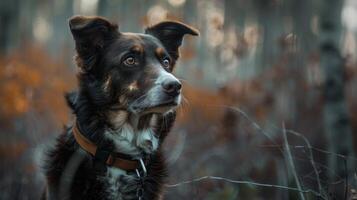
xmin=161 ymin=78 xmax=182 ymax=95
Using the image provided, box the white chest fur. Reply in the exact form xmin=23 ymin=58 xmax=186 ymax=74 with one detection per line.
xmin=105 ymin=167 xmax=127 ymax=200
xmin=101 ymin=112 xmax=165 ymax=199
xmin=104 ymin=111 xmax=159 ymax=156
xmin=102 ymin=111 xmax=161 ymax=199
xmin=104 ymin=166 xmax=140 ymax=200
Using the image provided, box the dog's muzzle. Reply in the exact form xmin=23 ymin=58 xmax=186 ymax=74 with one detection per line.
xmin=129 ymin=70 xmax=182 ymax=114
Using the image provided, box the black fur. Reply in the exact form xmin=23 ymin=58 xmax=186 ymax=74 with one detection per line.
xmin=43 ymin=15 xmax=197 ymax=200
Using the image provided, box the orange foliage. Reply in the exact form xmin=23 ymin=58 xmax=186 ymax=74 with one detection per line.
xmin=177 ymin=83 xmax=229 ymax=124
xmin=0 ymin=141 xmax=28 ymax=160
xmin=0 ymin=46 xmax=75 ymax=127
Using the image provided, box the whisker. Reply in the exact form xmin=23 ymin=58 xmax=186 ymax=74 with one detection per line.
xmin=177 ymin=78 xmax=189 ymax=82
xmin=178 ymin=103 xmax=184 ymax=115
xmin=179 ymin=95 xmax=189 ymax=113
xmin=181 ymin=95 xmax=189 ymax=106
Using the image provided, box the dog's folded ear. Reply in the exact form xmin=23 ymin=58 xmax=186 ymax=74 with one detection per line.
xmin=69 ymin=16 xmax=119 ymax=71
xmin=145 ymin=21 xmax=199 ymax=62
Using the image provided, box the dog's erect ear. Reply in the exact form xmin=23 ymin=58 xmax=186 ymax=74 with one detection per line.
xmin=69 ymin=16 xmax=119 ymax=70
xmin=145 ymin=21 xmax=199 ymax=61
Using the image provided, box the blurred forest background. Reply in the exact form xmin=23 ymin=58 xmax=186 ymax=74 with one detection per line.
xmin=1 ymin=0 xmax=357 ymax=199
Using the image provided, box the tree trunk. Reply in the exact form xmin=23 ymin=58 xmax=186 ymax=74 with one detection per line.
xmin=319 ymin=0 xmax=355 ymax=198
xmin=0 ymin=0 xmax=20 ymax=54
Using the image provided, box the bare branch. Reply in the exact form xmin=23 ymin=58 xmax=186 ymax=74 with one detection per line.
xmin=166 ymin=175 xmax=325 ymax=199
xmin=286 ymin=130 xmax=324 ymax=197
xmin=282 ymin=123 xmax=306 ymax=200
xmin=259 ymin=144 xmax=357 ymax=161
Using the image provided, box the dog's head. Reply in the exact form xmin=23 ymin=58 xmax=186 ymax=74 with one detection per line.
xmin=69 ymin=16 xmax=198 ymax=116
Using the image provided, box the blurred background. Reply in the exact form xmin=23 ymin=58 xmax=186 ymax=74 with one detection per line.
xmin=1 ymin=0 xmax=357 ymax=199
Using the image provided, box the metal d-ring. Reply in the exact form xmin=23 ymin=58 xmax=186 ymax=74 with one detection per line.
xmin=135 ymin=158 xmax=147 ymax=178
xmin=135 ymin=158 xmax=147 ymax=200
xmin=139 ymin=158 xmax=147 ymax=177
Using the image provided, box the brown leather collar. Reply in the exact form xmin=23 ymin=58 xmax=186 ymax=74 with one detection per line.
xmin=72 ymin=122 xmax=141 ymax=171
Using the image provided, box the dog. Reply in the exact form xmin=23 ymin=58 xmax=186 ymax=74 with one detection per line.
xmin=42 ymin=15 xmax=198 ymax=200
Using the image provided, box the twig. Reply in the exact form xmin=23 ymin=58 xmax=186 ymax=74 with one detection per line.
xmin=260 ymin=143 xmax=353 ymax=187
xmin=308 ymin=147 xmax=354 ymax=160
xmin=207 ymin=105 xmax=282 ymax=150
xmin=287 ymin=130 xmax=324 ymax=197
xmin=197 ymin=104 xmax=334 ymax=198
xmin=166 ymin=175 xmax=324 ymax=199
xmin=344 ymin=159 xmax=348 ymax=200
xmin=282 ymin=123 xmax=306 ymax=200
xmin=259 ymin=144 xmax=357 ymax=161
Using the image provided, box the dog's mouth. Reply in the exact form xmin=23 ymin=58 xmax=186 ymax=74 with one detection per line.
xmin=149 ymin=100 xmax=178 ymax=109
xmin=129 ymin=98 xmax=180 ymax=115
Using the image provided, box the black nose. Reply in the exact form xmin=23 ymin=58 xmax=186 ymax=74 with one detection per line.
xmin=161 ymin=78 xmax=182 ymax=96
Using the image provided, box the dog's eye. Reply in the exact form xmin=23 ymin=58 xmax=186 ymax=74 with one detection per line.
xmin=162 ymin=58 xmax=170 ymax=68
xmin=123 ymin=56 xmax=136 ymax=66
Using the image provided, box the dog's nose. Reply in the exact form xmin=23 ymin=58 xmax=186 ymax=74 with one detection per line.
xmin=161 ymin=78 xmax=182 ymax=96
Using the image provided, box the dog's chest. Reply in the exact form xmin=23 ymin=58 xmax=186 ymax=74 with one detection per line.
xmin=103 ymin=167 xmax=138 ymax=200
xmin=105 ymin=112 xmax=160 ymax=156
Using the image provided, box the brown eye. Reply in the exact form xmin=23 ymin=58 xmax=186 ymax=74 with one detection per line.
xmin=124 ymin=56 xmax=136 ymax=66
xmin=162 ymin=58 xmax=170 ymax=68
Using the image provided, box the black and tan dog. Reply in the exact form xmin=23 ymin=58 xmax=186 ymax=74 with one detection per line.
xmin=42 ymin=16 xmax=198 ymax=200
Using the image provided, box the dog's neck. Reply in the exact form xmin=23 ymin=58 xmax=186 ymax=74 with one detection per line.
xmin=104 ymin=110 xmax=160 ymax=158
xmin=74 ymin=93 xmax=161 ymax=159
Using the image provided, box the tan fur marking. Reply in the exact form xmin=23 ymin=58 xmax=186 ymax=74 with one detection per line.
xmin=128 ymin=81 xmax=138 ymax=91
xmin=107 ymin=110 xmax=128 ymax=129
xmin=131 ymin=45 xmax=144 ymax=54
xmin=155 ymin=48 xmax=165 ymax=57
xmin=118 ymin=95 xmax=127 ymax=104
xmin=103 ymin=76 xmax=112 ymax=92
xmin=150 ymin=114 xmax=158 ymax=127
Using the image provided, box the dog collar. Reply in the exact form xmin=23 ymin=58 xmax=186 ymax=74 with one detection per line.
xmin=72 ymin=121 xmax=146 ymax=171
